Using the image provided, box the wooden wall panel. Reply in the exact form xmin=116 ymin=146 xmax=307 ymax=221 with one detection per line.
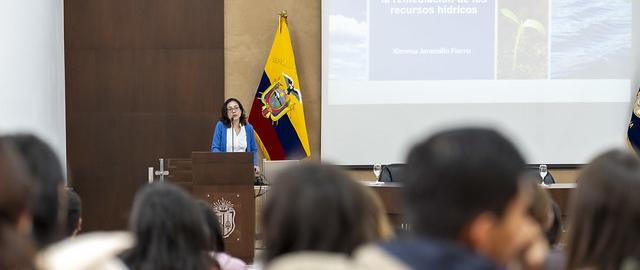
xmin=136 ymin=49 xmax=223 ymax=113
xmin=65 ymin=0 xmax=223 ymax=49
xmin=66 ymin=49 xmax=223 ymax=113
xmin=65 ymin=51 xmax=137 ymax=113
xmin=67 ymin=113 xmax=217 ymax=230
xmin=65 ymin=0 xmax=224 ymax=231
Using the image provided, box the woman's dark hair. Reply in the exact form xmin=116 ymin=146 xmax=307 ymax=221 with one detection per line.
xmin=261 ymin=162 xmax=377 ymax=263
xmin=545 ymin=201 xmax=562 ymax=246
xmin=220 ymin=98 xmax=247 ymax=128
xmin=122 ymin=182 xmax=215 ymax=270
xmin=65 ymin=189 xmax=82 ymax=236
xmin=4 ymin=134 xmax=65 ymax=248
xmin=0 ymin=138 xmax=38 ymax=270
xmin=197 ymin=200 xmax=225 ymax=252
xmin=524 ymin=175 xmax=552 ymax=227
xmin=565 ymin=149 xmax=640 ymax=270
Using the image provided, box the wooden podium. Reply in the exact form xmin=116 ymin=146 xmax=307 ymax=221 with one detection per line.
xmin=168 ymin=152 xmax=255 ymax=263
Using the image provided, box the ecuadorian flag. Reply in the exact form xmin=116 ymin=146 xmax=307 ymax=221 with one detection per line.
xmin=248 ymin=13 xmax=310 ymax=160
xmin=628 ymin=87 xmax=640 ymax=155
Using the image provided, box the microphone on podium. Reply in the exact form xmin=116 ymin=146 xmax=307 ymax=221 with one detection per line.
xmin=230 ymin=116 xmax=235 ymax=152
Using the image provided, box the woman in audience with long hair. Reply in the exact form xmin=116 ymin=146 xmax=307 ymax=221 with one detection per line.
xmin=0 ymin=138 xmax=38 ymax=270
xmin=362 ymin=186 xmax=395 ymax=240
xmin=122 ymin=182 xmax=218 ymax=270
xmin=564 ymin=149 xmax=640 ymax=270
xmin=261 ymin=162 xmax=392 ymax=269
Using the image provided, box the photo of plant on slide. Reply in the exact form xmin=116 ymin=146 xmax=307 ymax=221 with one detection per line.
xmin=497 ymin=0 xmax=548 ymax=80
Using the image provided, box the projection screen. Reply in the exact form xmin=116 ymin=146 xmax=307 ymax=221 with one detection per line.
xmin=321 ymin=0 xmax=639 ymax=166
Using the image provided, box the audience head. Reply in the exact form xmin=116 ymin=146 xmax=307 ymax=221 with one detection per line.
xmin=524 ymin=176 xmax=552 ymax=230
xmin=65 ymin=189 xmax=82 ymax=237
xmin=565 ymin=149 xmax=640 ymax=270
xmin=261 ymin=162 xmax=382 ymax=263
xmin=123 ymin=182 xmax=214 ymax=270
xmin=0 ymin=138 xmax=38 ymax=270
xmin=362 ymin=186 xmax=395 ymax=240
xmin=524 ymin=173 xmax=562 ymax=247
xmin=403 ymin=127 xmax=533 ymax=264
xmin=545 ymin=201 xmax=562 ymax=246
xmin=513 ymin=175 xmax=555 ymax=270
xmin=4 ymin=134 xmax=65 ymax=248
xmin=197 ymin=200 xmax=225 ymax=252
xmin=220 ymin=98 xmax=247 ymax=127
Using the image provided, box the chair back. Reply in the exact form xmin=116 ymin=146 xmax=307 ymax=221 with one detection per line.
xmin=379 ymin=164 xmax=405 ymax=182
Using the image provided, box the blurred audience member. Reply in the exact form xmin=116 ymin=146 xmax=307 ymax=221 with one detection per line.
xmin=545 ymin=202 xmax=562 ymax=248
xmin=0 ymin=138 xmax=38 ymax=270
xmin=355 ymin=127 xmax=538 ymax=270
xmin=65 ymin=189 xmax=82 ymax=238
xmin=261 ymin=162 xmax=387 ymax=269
xmin=198 ymin=200 xmax=247 ymax=270
xmin=37 ymin=231 xmax=133 ymax=270
xmin=565 ymin=150 xmax=640 ymax=270
xmin=510 ymin=177 xmax=568 ymax=270
xmin=122 ymin=182 xmax=219 ymax=270
xmin=5 ymin=134 xmax=65 ymax=248
xmin=526 ymin=178 xmax=552 ymax=229
xmin=362 ymin=186 xmax=395 ymax=240
xmin=543 ymin=201 xmax=565 ymax=270
xmin=620 ymin=251 xmax=640 ymax=270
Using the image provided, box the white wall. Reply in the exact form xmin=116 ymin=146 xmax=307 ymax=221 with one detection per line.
xmin=0 ymin=0 xmax=66 ymax=170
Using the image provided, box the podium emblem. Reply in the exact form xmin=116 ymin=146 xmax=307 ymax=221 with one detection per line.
xmin=213 ymin=198 xmax=236 ymax=238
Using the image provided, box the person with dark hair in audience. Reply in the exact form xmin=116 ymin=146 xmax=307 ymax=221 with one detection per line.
xmin=211 ymin=98 xmax=260 ymax=175
xmin=620 ymin=250 xmax=640 ymax=270
xmin=7 ymin=133 xmax=136 ymax=270
xmin=362 ymin=186 xmax=395 ymax=240
xmin=197 ymin=200 xmax=247 ymax=270
xmin=543 ymin=201 xmax=565 ymax=270
xmin=0 ymin=138 xmax=38 ymax=270
xmin=122 ymin=182 xmax=219 ymax=270
xmin=65 ymin=189 xmax=82 ymax=238
xmin=4 ymin=134 xmax=66 ymax=249
xmin=564 ymin=149 xmax=640 ymax=270
xmin=510 ymin=176 xmax=567 ymax=270
xmin=355 ymin=127 xmax=539 ymax=270
xmin=545 ymin=202 xmax=562 ymax=249
xmin=261 ymin=162 xmax=390 ymax=269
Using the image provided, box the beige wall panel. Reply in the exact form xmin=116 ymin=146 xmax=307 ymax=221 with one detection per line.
xmin=225 ymin=0 xmax=321 ymax=163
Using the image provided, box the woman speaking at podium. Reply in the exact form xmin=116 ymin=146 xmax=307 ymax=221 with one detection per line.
xmin=211 ymin=98 xmax=260 ymax=174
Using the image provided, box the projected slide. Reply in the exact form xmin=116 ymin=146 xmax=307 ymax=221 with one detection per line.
xmin=370 ymin=0 xmax=496 ymax=80
xmin=322 ymin=0 xmax=636 ymax=165
xmin=328 ymin=0 xmax=631 ymax=83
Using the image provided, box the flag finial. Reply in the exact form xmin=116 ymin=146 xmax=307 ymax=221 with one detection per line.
xmin=277 ymin=10 xmax=288 ymax=19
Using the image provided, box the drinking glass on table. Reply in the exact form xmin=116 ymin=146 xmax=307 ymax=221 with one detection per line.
xmin=373 ymin=163 xmax=383 ymax=185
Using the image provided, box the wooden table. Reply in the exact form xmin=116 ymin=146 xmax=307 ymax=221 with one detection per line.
xmin=365 ymin=182 xmax=576 ymax=226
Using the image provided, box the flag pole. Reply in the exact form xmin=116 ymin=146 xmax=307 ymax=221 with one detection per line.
xmin=277 ymin=10 xmax=288 ymax=33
